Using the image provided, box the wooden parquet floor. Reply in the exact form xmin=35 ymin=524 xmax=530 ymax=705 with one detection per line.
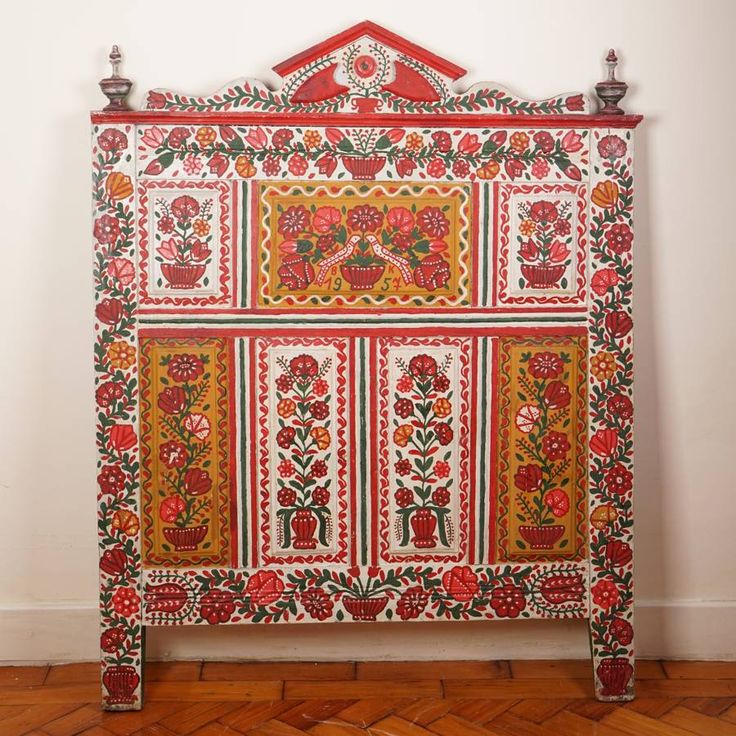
xmin=1 ymin=660 xmax=735 ymax=735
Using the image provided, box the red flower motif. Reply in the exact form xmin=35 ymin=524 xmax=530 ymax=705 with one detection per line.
xmin=200 ymin=589 xmax=236 ymax=624
xmin=159 ymin=495 xmax=185 ymax=522
xmin=96 ymin=298 xmax=124 ymax=325
xmin=278 ymin=254 xmax=314 ymax=291
xmin=396 ymin=157 xmax=417 ymax=177
xmin=432 ymin=486 xmax=450 ymax=506
xmin=396 ymin=586 xmax=429 ymax=620
xmin=112 ymin=587 xmax=140 ymax=616
xmin=605 ymin=539 xmax=633 ymax=566
xmin=433 ymin=373 xmax=450 ymax=392
xmin=312 ymin=486 xmax=330 ymax=506
xmin=96 ymin=381 xmax=124 ymax=408
xmin=288 ymin=154 xmax=308 ymax=176
xmin=167 ymin=353 xmax=204 ymax=382
xmin=565 ymin=164 xmax=582 ymax=181
xmin=543 ymin=380 xmax=571 ymax=409
xmin=561 ymin=131 xmax=584 ymax=153
xmin=392 ymin=232 xmax=412 ymax=250
xmin=278 ymin=205 xmax=310 ymax=236
xmin=99 ymin=548 xmax=128 ymax=576
xmin=452 ymin=159 xmax=471 ymax=177
xmin=158 ymin=215 xmax=174 ymax=234
xmin=413 ymin=254 xmax=451 ymax=291
xmin=301 ymin=588 xmax=334 ymax=621
xmin=290 ymin=354 xmax=319 ymax=379
xmin=208 ymin=152 xmax=229 ymax=176
xmin=542 ymin=431 xmax=570 ymax=460
xmin=272 ymin=128 xmax=294 ymax=149
xmin=431 ymin=131 xmax=452 ymax=152
xmin=417 ymin=207 xmax=450 ymax=238
xmin=566 ymin=94 xmax=585 ymax=111
xmin=315 ymin=153 xmax=337 ymax=176
xmin=183 ymin=467 xmax=212 ymax=496
xmin=397 ymin=374 xmax=414 ymax=392
xmin=426 ymin=158 xmax=447 ymax=178
xmin=591 ymin=579 xmax=619 ymax=610
xmin=514 ymin=463 xmax=543 ymax=493
xmin=591 ymin=267 xmax=619 ymax=295
xmin=605 ymin=224 xmax=633 ymax=254
xmin=442 ymin=566 xmax=479 ymax=602
xmin=394 ymin=398 xmax=414 ymax=419
xmin=147 ymin=91 xmax=166 ymax=109
xmin=608 ymin=394 xmax=633 ymax=420
xmin=167 ymin=127 xmax=191 ymax=149
xmin=262 ymin=156 xmax=281 ymax=176
xmin=310 ymin=401 xmax=329 ymax=420
xmin=170 ymin=195 xmax=200 ymax=220
xmin=530 ymin=201 xmax=558 ymax=224
xmin=591 ymin=428 xmax=619 ymax=458
xmin=519 ymin=239 xmax=539 ymax=261
xmin=458 ymin=132 xmax=481 ymax=154
xmin=108 ymin=424 xmax=137 ymax=452
xmin=606 ymin=463 xmax=633 ymax=494
xmin=408 ymin=354 xmax=437 ymax=377
xmin=159 ymin=440 xmax=188 ymax=468
xmin=94 ymin=214 xmax=120 ymax=244
xmin=386 ymin=206 xmax=414 ymax=234
xmin=539 ymin=573 xmax=585 ymax=604
xmin=609 ymin=617 xmax=634 ymax=645
xmin=605 ymin=311 xmax=633 ymax=338
xmin=490 ymin=584 xmax=527 ymax=618
xmin=395 ymin=459 xmax=412 ymax=476
xmin=528 ymin=352 xmax=563 ymax=379
xmin=246 ymin=570 xmax=284 ymax=606
xmin=276 ymin=426 xmax=296 ymax=449
xmin=277 ymin=459 xmax=295 ymax=478
xmin=310 ymin=460 xmax=328 ymax=478
xmin=157 ymin=386 xmax=188 ymax=415
xmin=544 ymin=489 xmax=570 ymax=517
xmin=347 ymin=205 xmax=383 ymax=233
xmin=505 ymin=158 xmax=526 ymax=179
xmin=274 ymin=374 xmax=293 ymax=393
xmin=598 ymin=135 xmax=627 ymax=159
xmin=277 ymin=488 xmax=296 ymax=506
xmin=100 ymin=627 xmax=126 ymax=653
xmin=98 ymin=465 xmax=127 ymax=494
xmin=98 ymin=129 xmax=128 ymax=151
xmin=395 ymin=488 xmax=413 ymax=508
xmin=435 ymin=461 xmax=451 ymax=478
xmin=533 ymin=131 xmax=555 ymax=154
xmin=313 ymin=378 xmax=329 ymax=396
xmin=435 ymin=422 xmax=453 ymax=446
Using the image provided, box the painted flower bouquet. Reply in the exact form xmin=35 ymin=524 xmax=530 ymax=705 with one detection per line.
xmin=516 ymin=199 xmax=573 ymax=289
xmin=512 ymin=350 xmax=573 ymax=550
xmin=154 ymin=195 xmax=214 ymax=289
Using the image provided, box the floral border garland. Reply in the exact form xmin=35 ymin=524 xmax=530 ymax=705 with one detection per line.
xmin=142 ymin=562 xmax=587 ymax=625
xmin=137 ymin=126 xmax=588 ymax=183
xmin=92 ymin=125 xmax=143 ymax=709
xmin=587 ymin=130 xmax=635 ymax=700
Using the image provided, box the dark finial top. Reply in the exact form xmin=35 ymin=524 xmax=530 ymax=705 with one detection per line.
xmin=595 ymin=47 xmax=628 ymax=115
xmin=99 ymin=44 xmax=133 ymax=112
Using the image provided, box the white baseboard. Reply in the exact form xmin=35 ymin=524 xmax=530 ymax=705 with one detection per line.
xmin=1 ymin=601 xmax=734 ymax=664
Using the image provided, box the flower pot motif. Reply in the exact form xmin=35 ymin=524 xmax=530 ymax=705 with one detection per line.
xmin=341 ymin=154 xmax=386 ymax=179
xmin=161 ymin=263 xmax=207 ymax=289
xmin=162 ymin=524 xmax=208 ymax=551
xmin=518 ymin=524 xmax=566 ymax=549
xmin=343 ymin=596 xmax=389 ymax=621
xmin=411 ymin=508 xmax=438 ymax=548
xmin=520 ymin=263 xmax=566 ymax=289
xmin=596 ymin=658 xmax=634 ymax=697
xmin=102 ymin=665 xmax=140 ymax=706
xmin=291 ymin=509 xmax=318 ymax=549
xmin=340 ymin=264 xmax=385 ymax=290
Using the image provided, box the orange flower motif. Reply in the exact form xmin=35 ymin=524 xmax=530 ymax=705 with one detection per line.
xmin=104 ymin=172 xmax=134 ymax=201
xmin=107 ymin=340 xmax=136 ymax=369
xmin=405 ymin=132 xmax=424 ymax=152
xmin=591 ymin=180 xmax=619 ymax=208
xmin=235 ymin=155 xmax=256 ymax=177
xmin=519 ymin=219 xmax=536 ymax=237
xmin=193 ymin=218 xmax=210 ymax=237
xmin=394 ymin=424 xmax=414 ymax=447
xmin=303 ymin=129 xmax=322 ymax=149
xmin=591 ymin=351 xmax=617 ymax=381
xmin=433 ymin=398 xmax=452 ymax=418
xmin=476 ymin=161 xmax=500 ymax=180
xmin=195 ymin=126 xmax=217 ymax=147
xmin=509 ymin=131 xmax=530 ymax=153
xmin=590 ymin=504 xmax=618 ymax=530
xmin=111 ymin=509 xmax=139 ymax=537
xmin=310 ymin=427 xmax=331 ymax=450
xmin=277 ymin=399 xmax=296 ymax=418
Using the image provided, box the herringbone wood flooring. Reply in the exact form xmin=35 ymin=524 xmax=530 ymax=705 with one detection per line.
xmin=1 ymin=660 xmax=735 ymax=735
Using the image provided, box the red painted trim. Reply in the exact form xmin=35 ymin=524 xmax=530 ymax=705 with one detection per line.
xmin=349 ymin=338 xmax=357 ymax=567
xmin=250 ymin=184 xmax=259 ymax=307
xmin=471 ymin=184 xmax=479 ymax=308
xmin=227 ymin=340 xmax=238 ymax=567
xmin=489 ymin=337 xmax=499 ymax=563
xmin=231 ymin=183 xmax=239 ymax=308
xmin=492 ymin=182 xmax=499 ymax=306
xmin=369 ymin=340 xmax=378 ymax=565
xmin=249 ymin=338 xmax=258 ymax=567
xmin=469 ymin=337 xmax=478 ymax=564
xmin=92 ymin=111 xmax=643 ymax=128
xmin=138 ymin=306 xmax=586 ymax=316
xmin=272 ymin=21 xmax=466 ymax=79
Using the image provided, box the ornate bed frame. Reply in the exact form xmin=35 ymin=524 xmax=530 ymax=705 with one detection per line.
xmin=91 ymin=22 xmax=641 ymax=709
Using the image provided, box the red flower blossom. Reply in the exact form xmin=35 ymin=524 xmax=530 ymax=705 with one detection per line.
xmin=96 ymin=381 xmax=124 ymax=408
xmin=408 ymin=354 xmax=437 ymax=377
xmin=432 ymin=486 xmax=450 ymax=506
xmin=543 ymin=380 xmax=571 ymax=409
xmin=108 ymin=424 xmax=137 ymax=452
xmin=394 ymin=398 xmax=414 ymax=419
xmin=544 ymin=488 xmax=570 ymax=517
xmin=183 ymin=467 xmax=212 ymax=496
xmin=458 ymin=132 xmax=481 ymax=154
xmin=288 ymin=154 xmax=308 ymax=176
xmin=435 ymin=461 xmax=451 ymax=478
xmin=609 ymin=617 xmax=634 ymax=645
xmin=591 ymin=579 xmax=619 ymax=610
xmin=276 ymin=426 xmax=296 ymax=449
xmin=605 ymin=539 xmax=633 ymax=566
xmin=347 ymin=205 xmax=383 ymax=233
xmin=417 ymin=207 xmax=450 ymax=238
xmin=277 ymin=460 xmax=295 ymax=478
xmin=490 ymin=584 xmax=527 ymax=618
xmin=566 ymin=94 xmax=585 ymax=111
xmin=167 ymin=127 xmax=191 ymax=149
xmin=94 ymin=214 xmax=120 ymax=244
xmin=431 ymin=131 xmax=452 ymax=152
xmin=159 ymin=440 xmax=188 ymax=468
xmin=397 ymin=374 xmax=414 ymax=392
xmin=396 ymin=157 xmax=417 ymax=177
xmin=98 ymin=464 xmax=127 ymax=494
xmin=605 ymin=311 xmax=633 ymax=338
xmin=147 ymin=91 xmax=166 ymax=109
xmin=392 ymin=232 xmax=413 ymax=250
xmin=435 ymin=422 xmax=453 ymax=446
xmin=413 ymin=254 xmax=450 ymax=291
xmin=170 ymin=195 xmax=199 ymax=220
xmin=275 ymin=374 xmax=294 ymax=393
xmin=396 ymin=586 xmax=429 ymax=620
xmin=262 ymin=156 xmax=281 ymax=176
xmin=394 ymin=459 xmax=412 ymax=477
xmin=301 ymin=588 xmax=334 ymax=621
xmin=310 ymin=400 xmax=329 ymax=420
xmin=608 ymin=394 xmax=633 ymax=419
xmin=433 ymin=373 xmax=450 ymax=392
xmin=98 ymin=129 xmax=128 ymax=152
xmin=167 ymin=353 xmax=204 ymax=382
xmin=315 ymin=153 xmax=337 ymax=176
xmin=442 ymin=566 xmax=479 ymax=602
xmin=208 ymin=152 xmax=229 ymax=177
xmin=96 ymin=298 xmax=124 ymax=325
xmin=519 ymin=238 xmax=538 ymax=261
xmin=530 ymin=200 xmax=558 ymax=223
xmin=246 ymin=570 xmax=284 ymax=606
xmin=157 ymin=386 xmax=188 ymax=415
xmin=598 ymin=135 xmax=627 ymax=159
xmin=505 ymin=158 xmax=526 ymax=179
xmin=605 ymin=224 xmax=633 ymax=254
xmin=272 ymin=128 xmax=294 ymax=149
xmin=159 ymin=495 xmax=185 ymax=522
xmin=395 ymin=488 xmax=413 ymax=508
xmin=452 ymin=158 xmax=471 ymax=177
xmin=99 ymin=548 xmax=128 ymax=576
xmin=591 ymin=428 xmax=618 ymax=457
xmin=112 ymin=587 xmax=140 ymax=616
xmin=277 ymin=488 xmax=296 ymax=506
xmin=158 ymin=215 xmax=174 ymax=234
xmin=200 ymin=589 xmax=236 ymax=624
xmin=606 ymin=463 xmax=633 ymax=494
xmin=528 ymin=352 xmax=563 ymax=379
xmin=514 ymin=463 xmax=542 ymax=493
xmin=290 ymin=354 xmax=319 ymax=379
xmin=565 ymin=164 xmax=582 ymax=181
xmin=533 ymin=131 xmax=555 ymax=154
xmin=542 ymin=431 xmax=570 ymax=460
xmin=561 ymin=131 xmax=584 ymax=153
xmin=278 ymin=255 xmax=314 ymax=291
xmin=312 ymin=486 xmax=330 ymax=506
xmin=100 ymin=627 xmax=126 ymax=653
xmin=426 ymin=158 xmax=447 ymax=178
xmin=313 ymin=378 xmax=328 ymax=396
xmin=386 ymin=206 xmax=414 ymax=234
xmin=278 ymin=205 xmax=310 ymax=236
xmin=310 ymin=460 xmax=328 ymax=478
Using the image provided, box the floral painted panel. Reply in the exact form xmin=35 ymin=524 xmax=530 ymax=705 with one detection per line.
xmin=140 ymin=338 xmax=235 ymax=566
xmin=377 ymin=337 xmax=472 ymax=562
xmin=255 ymin=336 xmax=350 ymax=565
xmin=138 ymin=181 xmax=234 ymax=307
xmin=495 ymin=336 xmax=587 ymax=561
xmin=256 ymin=181 xmax=471 ymax=308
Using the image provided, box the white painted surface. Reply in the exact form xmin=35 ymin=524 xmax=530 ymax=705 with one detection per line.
xmin=1 ymin=0 xmax=734 ymax=661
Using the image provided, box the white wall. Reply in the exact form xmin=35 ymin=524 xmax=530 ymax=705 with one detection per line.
xmin=1 ymin=0 xmax=734 ymax=662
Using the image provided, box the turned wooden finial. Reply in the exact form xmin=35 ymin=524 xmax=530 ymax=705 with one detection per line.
xmin=99 ymin=45 xmax=133 ymax=111
xmin=595 ymin=48 xmax=628 ymax=115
